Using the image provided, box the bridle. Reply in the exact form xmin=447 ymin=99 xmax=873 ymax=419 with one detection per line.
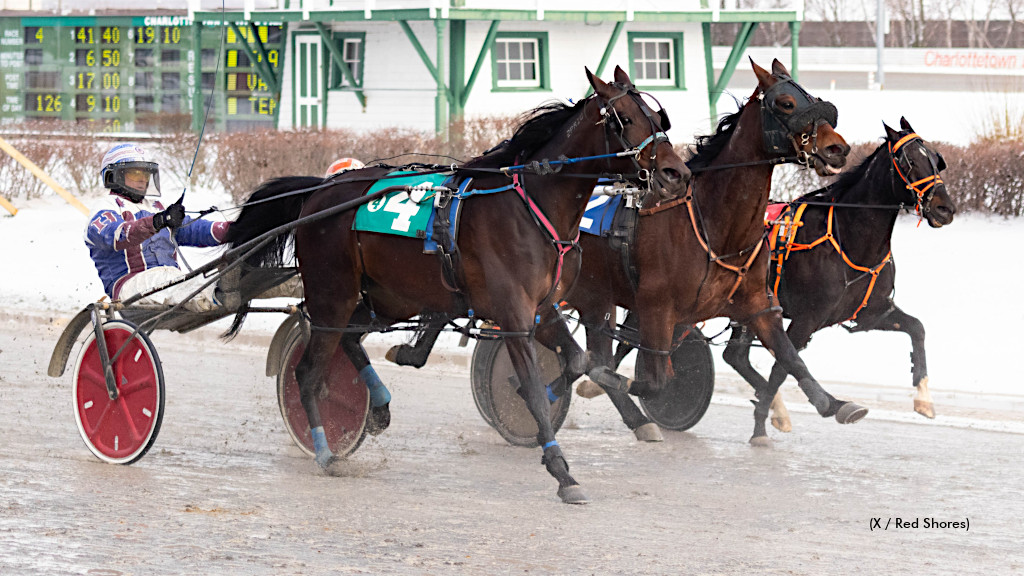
xmin=595 ymin=83 xmax=673 ymax=196
xmin=889 ymin=132 xmax=945 ymax=219
xmin=760 ymin=75 xmax=839 ymax=168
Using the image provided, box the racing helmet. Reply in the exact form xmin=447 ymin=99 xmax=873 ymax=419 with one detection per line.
xmin=325 ymin=157 xmax=365 ymax=178
xmin=100 ymin=143 xmax=160 ymax=203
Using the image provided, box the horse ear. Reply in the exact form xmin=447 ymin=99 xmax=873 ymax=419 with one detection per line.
xmin=883 ymin=122 xmax=900 ymax=142
xmin=751 ymin=58 xmax=772 ymax=89
xmin=586 ymin=67 xmax=612 ymax=98
xmin=900 ymin=116 xmax=914 ymax=132
xmin=613 ymin=65 xmax=634 ymax=89
xmin=771 ymin=59 xmax=792 ymax=79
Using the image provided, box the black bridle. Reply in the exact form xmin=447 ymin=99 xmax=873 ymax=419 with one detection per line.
xmin=595 ymin=83 xmax=673 ymax=195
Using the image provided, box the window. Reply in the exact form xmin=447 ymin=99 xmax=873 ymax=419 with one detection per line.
xmin=329 ymin=33 xmax=364 ymax=89
xmin=492 ymin=33 xmax=549 ymax=91
xmin=627 ymin=33 xmax=685 ymax=90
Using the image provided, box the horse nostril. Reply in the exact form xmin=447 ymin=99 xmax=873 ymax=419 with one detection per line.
xmin=660 ymin=167 xmax=684 ymax=184
xmin=825 ymin=144 xmax=847 ymax=159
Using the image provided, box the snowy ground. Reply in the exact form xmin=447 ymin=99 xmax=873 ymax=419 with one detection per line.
xmin=1 ymin=185 xmax=1022 ymax=417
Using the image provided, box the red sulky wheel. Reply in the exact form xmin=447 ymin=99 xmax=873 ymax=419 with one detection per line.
xmin=72 ymin=319 xmax=165 ymax=465
xmin=277 ymin=326 xmax=368 ymax=459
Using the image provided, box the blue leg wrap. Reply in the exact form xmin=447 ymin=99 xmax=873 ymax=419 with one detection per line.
xmin=311 ymin=426 xmax=333 ymax=467
xmin=359 ymin=365 xmax=391 ymax=408
xmin=542 ymin=440 xmax=559 ymax=450
xmin=546 ymin=384 xmax=559 ymax=403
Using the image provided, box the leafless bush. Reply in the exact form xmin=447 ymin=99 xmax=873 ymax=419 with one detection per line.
xmin=0 ymin=123 xmax=62 ymax=200
xmin=939 ymin=139 xmax=1024 ymax=216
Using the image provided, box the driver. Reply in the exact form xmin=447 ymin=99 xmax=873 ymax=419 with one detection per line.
xmin=85 ymin=143 xmax=229 ymax=312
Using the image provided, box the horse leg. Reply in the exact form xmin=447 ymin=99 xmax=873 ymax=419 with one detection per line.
xmin=384 ymin=313 xmax=445 ymax=369
xmin=722 ymin=323 xmax=793 ymax=436
xmin=574 ymin=311 xmax=661 ymax=441
xmin=749 ymin=313 xmax=868 ymax=431
xmin=533 ymin=309 xmax=586 ymax=401
xmin=769 ymin=391 xmax=793 ymax=433
xmin=850 ymin=302 xmax=933 ymax=418
xmin=504 ymin=331 xmax=587 ymax=503
xmin=295 ymin=328 xmax=345 ymax=468
xmin=339 ymin=302 xmax=392 ymax=436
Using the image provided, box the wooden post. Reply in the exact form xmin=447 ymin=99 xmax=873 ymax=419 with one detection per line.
xmin=0 ymin=195 xmax=17 ymax=216
xmin=0 ymin=136 xmax=89 ymax=216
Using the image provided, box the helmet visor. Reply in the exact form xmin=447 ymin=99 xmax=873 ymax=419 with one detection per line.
xmin=110 ymin=162 xmax=161 ymax=197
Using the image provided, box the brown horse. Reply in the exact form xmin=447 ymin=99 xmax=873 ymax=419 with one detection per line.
xmin=538 ymin=59 xmax=867 ymax=445
xmin=723 ymin=117 xmax=956 ymax=433
xmin=224 ymin=67 xmax=690 ymax=503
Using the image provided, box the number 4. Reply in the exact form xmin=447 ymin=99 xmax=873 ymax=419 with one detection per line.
xmin=384 ymin=193 xmax=421 ymax=232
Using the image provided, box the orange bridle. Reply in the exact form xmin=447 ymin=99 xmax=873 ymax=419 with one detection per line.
xmin=889 ymin=132 xmax=942 ymax=221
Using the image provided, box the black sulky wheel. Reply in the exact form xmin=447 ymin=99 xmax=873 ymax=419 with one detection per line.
xmin=636 ymin=328 xmax=716 ymax=431
xmin=277 ymin=325 xmax=368 ymax=459
xmin=470 ymin=339 xmax=571 ymax=447
xmin=72 ymin=319 xmax=165 ymax=465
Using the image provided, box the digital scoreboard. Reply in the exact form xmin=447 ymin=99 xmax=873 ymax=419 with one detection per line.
xmin=0 ymin=15 xmax=284 ymax=132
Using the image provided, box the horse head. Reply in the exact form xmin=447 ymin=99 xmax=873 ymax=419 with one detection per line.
xmin=752 ymin=58 xmax=850 ymax=177
xmin=587 ymin=65 xmax=690 ymax=202
xmin=884 ymin=117 xmax=957 ymax=228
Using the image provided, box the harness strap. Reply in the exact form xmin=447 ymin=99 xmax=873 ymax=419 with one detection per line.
xmin=769 ymin=204 xmax=892 ymax=322
xmin=641 ymin=183 xmax=763 ymax=303
xmin=511 ymin=171 xmax=580 ymax=303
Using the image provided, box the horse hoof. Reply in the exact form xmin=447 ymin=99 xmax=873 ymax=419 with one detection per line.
xmin=366 ymin=404 xmax=391 ymax=436
xmin=633 ymin=423 xmax=664 ymax=442
xmin=557 ymin=485 xmax=589 ymax=504
xmin=771 ymin=416 xmax=792 ymax=433
xmin=384 ymin=346 xmax=400 ymax=364
xmin=575 ymin=379 xmax=606 ymax=399
xmin=749 ymin=435 xmax=773 ymax=448
xmin=914 ymin=399 xmax=935 ymax=419
xmin=835 ymin=402 xmax=869 ymax=424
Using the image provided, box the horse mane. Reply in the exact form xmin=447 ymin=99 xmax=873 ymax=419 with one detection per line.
xmin=686 ymin=107 xmax=745 ymax=170
xmin=463 ymin=98 xmax=590 ymax=168
xmin=798 ymin=140 xmax=887 ymax=202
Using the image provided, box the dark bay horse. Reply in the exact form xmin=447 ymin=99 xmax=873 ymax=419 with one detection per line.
xmin=540 ymin=59 xmax=867 ymax=445
xmin=224 ymin=67 xmax=690 ymax=503
xmin=723 ymin=117 xmax=956 ymax=432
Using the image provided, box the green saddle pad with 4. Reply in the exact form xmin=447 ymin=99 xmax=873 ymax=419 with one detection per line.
xmin=353 ymin=171 xmax=448 ymax=238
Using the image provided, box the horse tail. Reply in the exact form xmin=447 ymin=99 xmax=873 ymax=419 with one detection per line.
xmin=224 ymin=176 xmax=326 ymax=267
xmin=222 ymin=176 xmax=324 ymax=340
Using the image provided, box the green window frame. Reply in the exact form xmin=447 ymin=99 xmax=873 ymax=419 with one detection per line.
xmin=328 ymin=31 xmax=365 ymax=90
xmin=627 ymin=32 xmax=685 ymax=90
xmin=491 ymin=32 xmax=549 ymax=92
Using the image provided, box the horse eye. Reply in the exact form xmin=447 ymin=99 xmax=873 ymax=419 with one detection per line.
xmin=621 ymin=117 xmax=632 ymax=125
xmin=779 ymin=101 xmax=794 ymax=111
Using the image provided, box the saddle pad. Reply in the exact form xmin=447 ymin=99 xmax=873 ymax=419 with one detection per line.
xmin=764 ymin=202 xmax=789 ymax=226
xmin=580 ymin=182 xmax=626 ymax=236
xmin=353 ymin=171 xmax=449 ymax=238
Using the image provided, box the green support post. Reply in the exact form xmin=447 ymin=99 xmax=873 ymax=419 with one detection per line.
xmin=191 ymin=22 xmax=203 ymax=132
xmin=705 ymin=21 xmax=758 ymax=127
xmin=585 ymin=21 xmax=624 ymax=98
xmin=228 ymin=22 xmax=279 ymax=93
xmin=435 ymin=19 xmax=448 ymax=139
xmin=460 ymin=21 xmax=499 ymax=109
xmin=790 ymin=21 xmax=800 ymax=81
xmin=314 ymin=22 xmax=366 ymax=108
xmin=449 ymin=20 xmax=466 ymax=120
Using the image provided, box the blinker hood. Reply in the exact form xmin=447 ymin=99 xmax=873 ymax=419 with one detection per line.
xmin=760 ymin=75 xmax=838 ymax=155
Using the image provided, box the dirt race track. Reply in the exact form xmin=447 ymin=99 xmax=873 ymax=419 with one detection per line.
xmin=1 ymin=313 xmax=1023 ymax=575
